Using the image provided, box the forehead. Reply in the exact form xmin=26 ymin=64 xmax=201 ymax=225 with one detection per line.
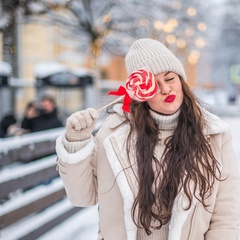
xmin=41 ymin=99 xmax=53 ymax=105
xmin=155 ymin=72 xmax=178 ymax=78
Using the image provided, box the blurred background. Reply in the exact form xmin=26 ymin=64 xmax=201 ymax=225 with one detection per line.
xmin=0 ymin=0 xmax=240 ymax=239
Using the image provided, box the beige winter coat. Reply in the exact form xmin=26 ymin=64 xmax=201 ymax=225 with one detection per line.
xmin=56 ymin=105 xmax=240 ymax=240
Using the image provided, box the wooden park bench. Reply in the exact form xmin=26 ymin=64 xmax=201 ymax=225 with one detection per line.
xmin=0 ymin=128 xmax=83 ymax=240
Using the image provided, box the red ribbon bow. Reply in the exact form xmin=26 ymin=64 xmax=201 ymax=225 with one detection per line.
xmin=108 ymin=86 xmax=132 ymax=113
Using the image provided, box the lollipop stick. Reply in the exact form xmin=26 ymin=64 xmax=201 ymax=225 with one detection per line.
xmin=97 ymin=97 xmax=122 ymax=112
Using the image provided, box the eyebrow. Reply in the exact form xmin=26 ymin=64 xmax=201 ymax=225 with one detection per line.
xmin=164 ymin=71 xmax=171 ymax=76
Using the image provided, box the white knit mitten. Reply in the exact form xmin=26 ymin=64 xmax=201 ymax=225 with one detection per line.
xmin=66 ymin=108 xmax=99 ymax=142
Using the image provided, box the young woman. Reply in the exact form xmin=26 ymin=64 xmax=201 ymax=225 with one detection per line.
xmin=56 ymin=38 xmax=240 ymax=240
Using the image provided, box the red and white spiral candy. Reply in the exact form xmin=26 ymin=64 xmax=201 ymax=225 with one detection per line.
xmin=126 ymin=69 xmax=159 ymax=101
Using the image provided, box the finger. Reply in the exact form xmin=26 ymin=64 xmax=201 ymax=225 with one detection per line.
xmin=84 ymin=111 xmax=95 ymax=128
xmin=87 ymin=108 xmax=99 ymax=119
xmin=66 ymin=115 xmax=76 ymax=129
xmin=71 ymin=117 xmax=82 ymax=131
xmin=75 ymin=113 xmax=87 ymax=130
xmin=67 ymin=111 xmax=84 ymax=130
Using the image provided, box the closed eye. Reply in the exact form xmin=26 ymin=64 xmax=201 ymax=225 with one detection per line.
xmin=166 ymin=77 xmax=174 ymax=81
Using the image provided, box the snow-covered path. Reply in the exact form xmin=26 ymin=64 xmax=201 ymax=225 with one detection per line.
xmin=38 ymin=205 xmax=99 ymax=240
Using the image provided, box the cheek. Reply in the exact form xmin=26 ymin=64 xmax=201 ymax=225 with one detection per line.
xmin=147 ymin=93 xmax=161 ymax=102
xmin=177 ymin=89 xmax=184 ymax=104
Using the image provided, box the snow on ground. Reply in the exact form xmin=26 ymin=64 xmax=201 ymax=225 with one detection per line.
xmin=0 ymin=178 xmax=63 ymax=216
xmin=1 ymin=198 xmax=85 ymax=240
xmin=38 ymin=205 xmax=99 ymax=240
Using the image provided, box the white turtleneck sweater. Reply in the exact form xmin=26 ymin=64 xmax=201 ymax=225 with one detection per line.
xmin=137 ymin=109 xmax=180 ymax=240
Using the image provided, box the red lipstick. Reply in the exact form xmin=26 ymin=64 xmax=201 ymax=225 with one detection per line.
xmin=164 ymin=94 xmax=176 ymax=103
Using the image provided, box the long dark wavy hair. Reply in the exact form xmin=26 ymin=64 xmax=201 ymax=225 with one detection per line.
xmin=124 ymin=78 xmax=221 ymax=235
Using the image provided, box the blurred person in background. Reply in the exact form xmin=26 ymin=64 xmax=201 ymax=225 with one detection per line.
xmin=56 ymin=38 xmax=240 ymax=239
xmin=0 ymin=113 xmax=17 ymax=138
xmin=21 ymin=101 xmax=39 ymax=133
xmin=21 ymin=95 xmax=63 ymax=133
xmin=0 ymin=113 xmax=27 ymax=137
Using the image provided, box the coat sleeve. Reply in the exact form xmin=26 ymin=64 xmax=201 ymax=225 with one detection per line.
xmin=55 ymin=134 xmax=98 ymax=207
xmin=205 ymin=129 xmax=240 ymax=239
xmin=21 ymin=117 xmax=32 ymax=130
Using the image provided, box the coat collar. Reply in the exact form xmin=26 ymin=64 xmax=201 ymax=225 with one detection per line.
xmin=202 ymin=107 xmax=229 ymax=135
xmin=110 ymin=103 xmax=229 ymax=135
xmin=108 ymin=103 xmax=127 ymax=129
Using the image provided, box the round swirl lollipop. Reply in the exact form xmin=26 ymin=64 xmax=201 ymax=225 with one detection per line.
xmin=126 ymin=69 xmax=159 ymax=101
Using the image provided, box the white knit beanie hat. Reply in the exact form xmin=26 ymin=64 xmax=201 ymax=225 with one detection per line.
xmin=125 ymin=38 xmax=186 ymax=81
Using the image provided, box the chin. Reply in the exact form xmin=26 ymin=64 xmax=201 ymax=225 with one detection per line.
xmin=164 ymin=107 xmax=179 ymax=115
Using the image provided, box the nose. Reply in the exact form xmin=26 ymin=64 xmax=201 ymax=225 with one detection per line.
xmin=159 ymin=83 xmax=171 ymax=95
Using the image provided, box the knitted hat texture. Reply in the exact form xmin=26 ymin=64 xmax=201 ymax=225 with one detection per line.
xmin=125 ymin=38 xmax=186 ymax=81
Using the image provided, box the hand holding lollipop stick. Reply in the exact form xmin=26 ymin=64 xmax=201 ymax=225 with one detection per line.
xmin=98 ymin=69 xmax=159 ymax=113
